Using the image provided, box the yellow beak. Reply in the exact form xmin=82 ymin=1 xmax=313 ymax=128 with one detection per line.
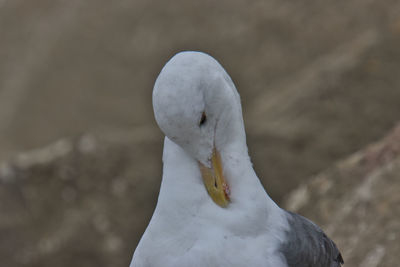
xmin=199 ymin=149 xmax=230 ymax=207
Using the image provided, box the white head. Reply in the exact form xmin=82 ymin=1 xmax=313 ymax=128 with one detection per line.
xmin=153 ymin=51 xmax=247 ymax=207
xmin=153 ymin=51 xmax=245 ymax=165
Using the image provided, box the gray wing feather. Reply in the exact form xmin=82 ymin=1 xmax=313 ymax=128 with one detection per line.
xmin=280 ymin=211 xmax=344 ymax=267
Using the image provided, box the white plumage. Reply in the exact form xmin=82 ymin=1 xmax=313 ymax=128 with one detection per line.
xmin=130 ymin=51 xmax=343 ymax=267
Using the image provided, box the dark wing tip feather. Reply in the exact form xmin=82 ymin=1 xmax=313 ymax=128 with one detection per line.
xmin=336 ymin=252 xmax=344 ymax=264
xmin=328 ymin=236 xmax=344 ymax=266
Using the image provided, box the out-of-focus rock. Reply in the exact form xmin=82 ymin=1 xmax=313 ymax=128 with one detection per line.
xmin=284 ymin=124 xmax=400 ymax=267
xmin=2 ymin=124 xmax=399 ymax=267
xmin=0 ymin=130 xmax=162 ymax=267
xmin=1 ymin=0 xmax=400 ymax=204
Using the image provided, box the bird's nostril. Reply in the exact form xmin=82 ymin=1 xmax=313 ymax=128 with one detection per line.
xmin=199 ymin=112 xmax=207 ymax=126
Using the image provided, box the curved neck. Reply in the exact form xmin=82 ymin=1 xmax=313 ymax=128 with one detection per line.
xmin=152 ymin=136 xmax=278 ymax=224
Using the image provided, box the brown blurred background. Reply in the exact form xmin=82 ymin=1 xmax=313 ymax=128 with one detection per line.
xmin=1 ymin=0 xmax=400 ymax=266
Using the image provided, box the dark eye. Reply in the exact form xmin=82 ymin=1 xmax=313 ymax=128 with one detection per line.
xmin=199 ymin=111 xmax=207 ymax=126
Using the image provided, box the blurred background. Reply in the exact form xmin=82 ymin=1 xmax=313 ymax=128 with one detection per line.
xmin=1 ymin=0 xmax=400 ymax=266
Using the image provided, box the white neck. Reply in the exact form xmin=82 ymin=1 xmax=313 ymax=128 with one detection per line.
xmin=150 ymin=136 xmax=281 ymax=233
xmin=133 ymin=134 xmax=287 ymax=267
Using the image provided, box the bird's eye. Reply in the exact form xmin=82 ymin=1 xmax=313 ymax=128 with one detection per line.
xmin=199 ymin=112 xmax=207 ymax=126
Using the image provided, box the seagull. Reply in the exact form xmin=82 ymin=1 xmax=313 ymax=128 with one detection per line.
xmin=130 ymin=51 xmax=344 ymax=267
